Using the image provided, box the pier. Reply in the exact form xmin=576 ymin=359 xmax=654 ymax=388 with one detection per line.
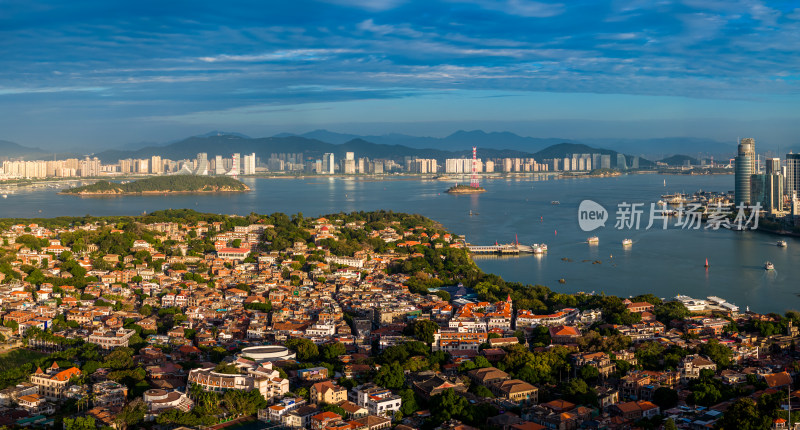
xmin=467 ymin=244 xmax=538 ymax=254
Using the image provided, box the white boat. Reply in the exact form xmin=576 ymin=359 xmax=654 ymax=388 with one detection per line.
xmin=551 ymin=201 xmax=560 ymax=205
xmin=1 ymin=194 xmax=6 ymax=199
xmin=587 ymin=236 xmax=599 ymax=244
xmin=622 ymin=239 xmax=633 ymax=246
xmin=777 ymin=240 xmax=787 ymax=247
xmin=532 ymin=243 xmax=548 ymax=254
xmin=764 ymin=261 xmax=775 ymax=271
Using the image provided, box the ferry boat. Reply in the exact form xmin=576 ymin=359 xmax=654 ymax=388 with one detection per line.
xmin=587 ymin=236 xmax=599 ymax=244
xmin=764 ymin=261 xmax=775 ymax=271
xmin=622 ymin=239 xmax=633 ymax=246
xmin=777 ymin=240 xmax=787 ymax=247
xmin=532 ymin=243 xmax=548 ymax=254
xmin=660 ymin=193 xmax=687 ymax=204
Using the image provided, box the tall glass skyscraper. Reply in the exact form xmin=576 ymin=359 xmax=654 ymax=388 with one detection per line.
xmin=735 ymin=138 xmax=756 ymax=206
xmin=786 ymin=153 xmax=800 ymax=197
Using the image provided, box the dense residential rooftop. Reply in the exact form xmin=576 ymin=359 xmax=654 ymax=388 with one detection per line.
xmin=0 ymin=209 xmax=796 ymax=430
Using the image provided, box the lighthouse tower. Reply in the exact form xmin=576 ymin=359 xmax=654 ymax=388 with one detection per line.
xmin=470 ymin=146 xmax=479 ymax=188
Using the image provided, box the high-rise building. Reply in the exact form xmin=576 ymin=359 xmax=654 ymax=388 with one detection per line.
xmin=215 ymin=155 xmax=225 ymax=174
xmin=616 ymin=154 xmax=627 ymax=170
xmin=243 ymin=153 xmax=256 ymax=175
xmin=151 ymin=156 xmax=163 ymax=174
xmin=786 ymin=153 xmax=800 ymax=197
xmin=601 ymin=155 xmax=611 ymax=169
xmin=750 ymin=174 xmax=767 ymax=210
xmin=767 ymin=173 xmax=785 ymax=214
xmin=195 ymin=153 xmax=209 ymax=176
xmin=322 ymin=153 xmax=335 ymax=174
xmin=766 ymin=158 xmax=781 ymax=176
xmin=734 ymin=138 xmax=756 ymax=205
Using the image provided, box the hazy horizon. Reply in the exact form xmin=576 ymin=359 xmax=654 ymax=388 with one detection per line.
xmin=1 ymin=1 xmax=799 ymax=151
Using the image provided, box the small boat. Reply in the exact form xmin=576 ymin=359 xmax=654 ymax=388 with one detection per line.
xmin=1 ymin=194 xmax=6 ymax=199
xmin=777 ymin=240 xmax=787 ymax=247
xmin=704 ymin=258 xmax=709 ymax=268
xmin=551 ymin=201 xmax=560 ymax=205
xmin=764 ymin=261 xmax=775 ymax=271
xmin=587 ymin=236 xmax=599 ymax=244
xmin=622 ymin=239 xmax=633 ymax=246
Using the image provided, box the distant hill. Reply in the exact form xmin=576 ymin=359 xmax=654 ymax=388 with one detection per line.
xmin=93 ymin=134 xmax=544 ymax=163
xmin=582 ymin=137 xmax=735 ymax=158
xmin=93 ymin=133 xmax=656 ymax=171
xmin=290 ymin=129 xmax=573 ymax=152
xmin=533 ymin=143 xmax=615 ymax=159
xmin=532 ymin=143 xmax=654 ymax=168
xmin=660 ymin=154 xmax=700 ymax=166
xmin=0 ymin=139 xmax=49 ymax=159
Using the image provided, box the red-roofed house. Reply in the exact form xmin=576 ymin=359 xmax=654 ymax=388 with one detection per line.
xmin=548 ymin=325 xmax=581 ymax=345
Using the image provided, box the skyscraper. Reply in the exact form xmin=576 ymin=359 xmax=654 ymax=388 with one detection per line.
xmin=616 ymin=154 xmax=627 ymax=170
xmin=766 ymin=158 xmax=781 ymax=176
xmin=786 ymin=153 xmax=800 ymax=197
xmin=194 ymin=153 xmax=209 ymax=175
xmin=243 ymin=153 xmax=256 ymax=175
xmin=322 ymin=153 xmax=335 ymax=174
xmin=734 ymin=138 xmax=756 ymax=205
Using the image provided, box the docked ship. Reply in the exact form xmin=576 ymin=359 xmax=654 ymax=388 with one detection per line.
xmin=660 ymin=193 xmax=687 ymax=204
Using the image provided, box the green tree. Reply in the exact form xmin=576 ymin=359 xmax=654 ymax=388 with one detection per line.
xmin=560 ymin=379 xmax=597 ymax=406
xmin=429 ymin=389 xmax=469 ymax=423
xmin=411 ymin=319 xmax=439 ymax=345
xmin=285 ymin=337 xmax=319 ymax=361
xmin=700 ymin=340 xmax=732 ymax=368
xmin=114 ymin=399 xmax=146 ymax=430
xmin=374 ymin=363 xmax=405 ymax=389
xmin=295 ymin=387 xmax=309 ymax=400
xmin=399 ymin=388 xmax=419 ymax=415
xmin=474 ymin=356 xmax=491 ymax=369
xmin=320 ymin=342 xmax=346 ymax=362
xmin=716 ymin=398 xmax=771 ymax=430
xmin=654 ymin=301 xmax=690 ymax=324
xmin=139 ymin=304 xmax=153 ymax=316
xmin=470 ymin=384 xmax=495 ymax=398
xmin=664 ymin=418 xmax=678 ymax=430
xmin=63 ymin=416 xmax=96 ymax=430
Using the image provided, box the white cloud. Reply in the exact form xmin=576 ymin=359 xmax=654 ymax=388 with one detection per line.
xmin=447 ymin=0 xmax=565 ymax=18
xmin=0 ymin=86 xmax=108 ymax=96
xmin=317 ymin=0 xmax=407 ymax=11
xmin=198 ymin=49 xmax=359 ymax=63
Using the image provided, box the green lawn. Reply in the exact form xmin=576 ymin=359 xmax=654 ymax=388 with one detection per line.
xmin=0 ymin=348 xmax=47 ymax=372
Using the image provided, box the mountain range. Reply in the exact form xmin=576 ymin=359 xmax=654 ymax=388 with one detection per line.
xmin=0 ymin=130 xmax=748 ymax=166
xmin=90 ymin=134 xmax=570 ymax=164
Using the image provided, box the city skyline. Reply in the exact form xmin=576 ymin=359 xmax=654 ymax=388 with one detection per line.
xmin=1 ymin=1 xmax=799 ymax=150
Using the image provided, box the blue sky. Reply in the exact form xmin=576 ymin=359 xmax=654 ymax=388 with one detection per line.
xmin=1 ymin=0 xmax=799 ymax=150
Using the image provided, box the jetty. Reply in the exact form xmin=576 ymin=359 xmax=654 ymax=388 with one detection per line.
xmin=467 ymin=243 xmax=541 ymax=254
